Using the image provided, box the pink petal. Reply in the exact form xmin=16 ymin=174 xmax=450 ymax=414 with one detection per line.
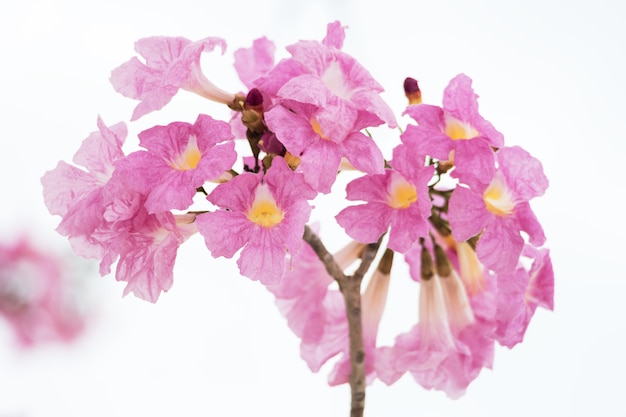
xmin=497 ymin=146 xmax=549 ymax=201
xmin=196 ymin=211 xmax=252 ymax=259
xmin=234 ymin=37 xmax=276 ymax=89
xmin=336 ymin=203 xmax=391 ymax=244
xmin=448 ymin=186 xmax=491 ymax=242
xmin=476 ymin=217 xmax=524 ymax=273
xmin=341 ymin=131 xmax=385 ymax=175
xmin=322 ymin=21 xmax=347 ymax=49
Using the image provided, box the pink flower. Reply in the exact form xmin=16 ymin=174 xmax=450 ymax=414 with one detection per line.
xmin=42 ymin=118 xmax=197 ymax=302
xmin=41 ymin=117 xmax=127 ymax=260
xmin=376 ymin=249 xmax=494 ymax=398
xmin=107 ymin=212 xmax=197 ymax=302
xmin=264 ymin=98 xmax=385 ymax=193
xmin=336 ymin=144 xmax=434 ymax=252
xmin=114 ymin=114 xmax=236 ymax=213
xmin=448 ymin=146 xmax=548 ymax=272
xmin=402 ymin=74 xmax=503 ymax=189
xmin=495 ymin=245 xmax=554 ymax=347
xmin=111 ymin=36 xmax=235 ymax=120
xmin=256 ymin=21 xmax=397 ymax=130
xmin=0 ymin=238 xmax=86 ymax=346
xmin=196 ymin=157 xmax=316 ymax=285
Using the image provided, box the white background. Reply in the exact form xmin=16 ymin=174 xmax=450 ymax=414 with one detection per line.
xmin=1 ymin=0 xmax=625 ymax=416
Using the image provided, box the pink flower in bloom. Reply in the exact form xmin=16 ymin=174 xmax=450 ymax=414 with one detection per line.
xmin=102 ymin=212 xmax=198 ymax=302
xmin=114 ymin=114 xmax=236 ymax=213
xmin=336 ymin=144 xmax=434 ymax=252
xmin=196 ymin=157 xmax=316 ymax=285
xmin=42 ymin=119 xmax=197 ymax=302
xmin=111 ymin=36 xmax=235 ymax=120
xmin=402 ymin=74 xmax=503 ymax=189
xmin=0 ymin=238 xmax=85 ymax=346
xmin=255 ymin=21 xmax=396 ymax=193
xmin=41 ymin=117 xmax=127 ymax=260
xmin=376 ymin=246 xmax=495 ymax=398
xmin=256 ymin=21 xmax=397 ymax=132
xmin=495 ymin=245 xmax=554 ymax=347
xmin=448 ymin=146 xmax=548 ymax=273
xmin=264 ymin=98 xmax=385 ymax=193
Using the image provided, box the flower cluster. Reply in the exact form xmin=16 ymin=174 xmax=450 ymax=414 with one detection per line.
xmin=41 ymin=21 xmax=553 ymax=399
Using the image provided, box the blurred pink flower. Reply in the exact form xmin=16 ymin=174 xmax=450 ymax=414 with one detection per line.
xmin=0 ymin=238 xmax=86 ymax=346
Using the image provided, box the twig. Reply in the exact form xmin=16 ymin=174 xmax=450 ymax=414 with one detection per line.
xmin=302 ymin=225 xmax=383 ymax=417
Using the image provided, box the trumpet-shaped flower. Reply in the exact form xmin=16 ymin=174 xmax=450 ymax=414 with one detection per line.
xmin=42 ymin=118 xmax=197 ymax=302
xmin=111 ymin=36 xmax=234 ymax=120
xmin=448 ymin=146 xmax=548 ymax=272
xmin=376 ymin=271 xmax=494 ymax=398
xmin=196 ymin=157 xmax=316 ymax=285
xmin=336 ymin=144 xmax=434 ymax=252
xmin=265 ymin=97 xmax=385 ymax=193
xmin=256 ymin=21 xmax=397 ymax=130
xmin=41 ymin=117 xmax=127 ymax=259
xmin=114 ymin=114 xmax=236 ymax=213
xmin=402 ymin=74 xmax=503 ymax=189
xmin=108 ymin=212 xmax=198 ymax=302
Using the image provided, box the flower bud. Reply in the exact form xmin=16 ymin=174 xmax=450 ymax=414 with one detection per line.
xmin=404 ymin=77 xmax=422 ymax=105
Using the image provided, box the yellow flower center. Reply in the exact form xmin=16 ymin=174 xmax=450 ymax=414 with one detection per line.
xmin=170 ymin=135 xmax=202 ymax=170
xmin=246 ymin=183 xmax=285 ymax=228
xmin=310 ymin=117 xmax=330 ymax=140
xmin=444 ymin=115 xmax=479 ymax=141
xmin=483 ymin=174 xmax=515 ymax=216
xmin=388 ymin=173 xmax=418 ymax=209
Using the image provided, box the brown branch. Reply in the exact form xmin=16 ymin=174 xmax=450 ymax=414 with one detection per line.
xmin=303 ymin=225 xmax=348 ymax=282
xmin=302 ymin=225 xmax=383 ymax=417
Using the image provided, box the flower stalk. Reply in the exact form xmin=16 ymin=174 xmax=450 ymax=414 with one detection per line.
xmin=303 ymin=225 xmax=382 ymax=417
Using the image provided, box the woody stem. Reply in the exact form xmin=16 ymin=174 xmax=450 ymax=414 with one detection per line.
xmin=302 ymin=225 xmax=382 ymax=417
